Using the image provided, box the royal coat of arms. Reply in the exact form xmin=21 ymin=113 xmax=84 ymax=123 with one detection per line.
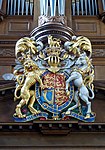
xmin=13 ymin=35 xmax=95 ymax=122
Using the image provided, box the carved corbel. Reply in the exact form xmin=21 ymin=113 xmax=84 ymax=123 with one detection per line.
xmin=0 ymin=10 xmax=6 ymax=22
xmin=98 ymin=12 xmax=105 ymax=23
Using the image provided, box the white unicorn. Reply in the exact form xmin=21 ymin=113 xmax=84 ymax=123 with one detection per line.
xmin=65 ymin=53 xmax=94 ymax=119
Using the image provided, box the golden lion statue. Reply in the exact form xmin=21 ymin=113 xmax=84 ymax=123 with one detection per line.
xmin=14 ymin=59 xmax=44 ymax=118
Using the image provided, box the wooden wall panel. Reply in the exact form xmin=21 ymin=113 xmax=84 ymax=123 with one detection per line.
xmin=0 ymin=16 xmax=33 ymax=35
xmin=93 ymin=49 xmax=105 ymax=57
xmin=0 ymin=132 xmax=105 ymax=149
xmin=75 ymin=22 xmax=97 ymax=32
xmin=0 ymin=21 xmax=7 ymax=34
xmin=100 ymin=22 xmax=105 ymax=35
xmin=94 ymin=66 xmax=105 ymax=80
xmin=72 ymin=16 xmax=100 ymax=36
xmin=8 ymin=22 xmax=30 ymax=32
xmin=0 ymin=47 xmax=14 ymax=57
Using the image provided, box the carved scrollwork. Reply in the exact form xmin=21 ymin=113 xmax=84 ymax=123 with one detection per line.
xmin=38 ymin=15 xmax=67 ymax=26
xmin=0 ymin=48 xmax=15 ymax=57
xmin=93 ymin=49 xmax=105 ymax=57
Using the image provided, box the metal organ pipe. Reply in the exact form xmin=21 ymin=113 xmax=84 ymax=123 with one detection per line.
xmin=76 ymin=0 xmax=80 ymax=15
xmin=72 ymin=1 xmax=75 ymax=16
xmin=40 ymin=0 xmax=66 ymax=16
xmin=72 ymin=0 xmax=98 ymax=16
xmin=6 ymin=0 xmax=99 ymax=16
xmin=102 ymin=0 xmax=105 ymax=11
xmin=94 ymin=0 xmax=98 ymax=15
xmin=92 ymin=0 xmax=94 ymax=15
xmin=0 ymin=0 xmax=3 ymax=10
xmin=21 ymin=0 xmax=25 ymax=15
xmin=26 ymin=0 xmax=29 ymax=15
xmin=10 ymin=0 xmax=13 ymax=15
xmin=50 ymin=0 xmax=57 ymax=16
xmin=58 ymin=0 xmax=65 ymax=16
xmin=88 ymin=0 xmax=92 ymax=15
xmin=13 ymin=0 xmax=17 ymax=15
xmin=40 ymin=0 xmax=44 ymax=15
xmin=17 ymin=0 xmax=21 ymax=15
xmin=30 ymin=0 xmax=34 ymax=15
xmin=43 ymin=0 xmax=48 ymax=16
xmin=80 ymin=0 xmax=84 ymax=15
xmin=85 ymin=0 xmax=88 ymax=15
xmin=7 ymin=0 xmax=10 ymax=15
xmin=6 ymin=0 xmax=34 ymax=15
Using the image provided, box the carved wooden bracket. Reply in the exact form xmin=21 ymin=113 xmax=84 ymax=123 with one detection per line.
xmin=38 ymin=15 xmax=67 ymax=26
xmin=0 ymin=10 xmax=6 ymax=22
xmin=98 ymin=12 xmax=105 ymax=23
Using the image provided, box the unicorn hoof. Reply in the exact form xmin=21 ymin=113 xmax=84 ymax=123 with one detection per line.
xmin=85 ymin=113 xmax=90 ymax=119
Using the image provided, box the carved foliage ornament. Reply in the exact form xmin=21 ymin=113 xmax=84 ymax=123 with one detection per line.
xmin=13 ymin=35 xmax=95 ymax=122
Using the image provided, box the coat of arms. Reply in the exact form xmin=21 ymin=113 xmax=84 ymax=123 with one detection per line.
xmin=13 ymin=35 xmax=95 ymax=122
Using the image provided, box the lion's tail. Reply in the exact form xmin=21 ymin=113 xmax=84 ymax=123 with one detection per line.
xmin=14 ymin=85 xmax=22 ymax=101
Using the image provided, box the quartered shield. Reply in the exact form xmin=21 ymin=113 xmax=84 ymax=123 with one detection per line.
xmin=36 ymin=71 xmax=74 ymax=118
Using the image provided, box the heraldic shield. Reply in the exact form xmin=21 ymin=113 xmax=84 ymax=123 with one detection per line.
xmin=37 ymin=72 xmax=74 ymax=118
xmin=13 ymin=34 xmax=96 ymax=122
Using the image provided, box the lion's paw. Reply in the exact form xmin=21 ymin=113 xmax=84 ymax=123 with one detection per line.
xmin=14 ymin=113 xmax=26 ymax=118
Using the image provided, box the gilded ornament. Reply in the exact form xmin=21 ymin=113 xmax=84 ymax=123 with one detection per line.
xmin=14 ymin=35 xmax=95 ymax=122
